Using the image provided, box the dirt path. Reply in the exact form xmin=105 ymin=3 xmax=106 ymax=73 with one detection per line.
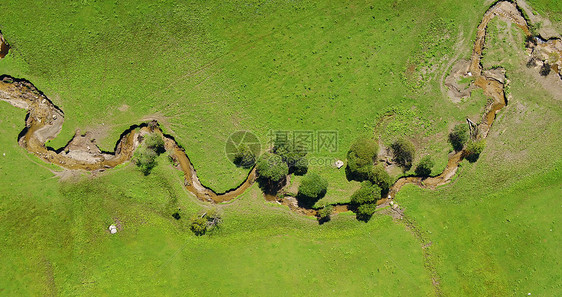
xmin=0 ymin=1 xmax=559 ymax=217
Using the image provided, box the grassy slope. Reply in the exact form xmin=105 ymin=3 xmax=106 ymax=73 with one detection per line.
xmin=0 ymin=0 xmax=487 ymax=196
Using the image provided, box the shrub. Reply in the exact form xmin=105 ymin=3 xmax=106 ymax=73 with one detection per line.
xmin=346 ymin=136 xmax=379 ymax=180
xmin=144 ymin=133 xmax=165 ymax=154
xmin=291 ymin=156 xmax=308 ymax=176
xmin=465 ymin=140 xmax=486 ymax=163
xmin=415 ymin=156 xmax=434 ymax=176
xmin=189 ymin=208 xmax=222 ymax=236
xmin=317 ymin=205 xmax=334 ymax=223
xmin=134 ymin=146 xmax=158 ymax=175
xmin=356 ymin=203 xmax=377 ymax=222
xmin=190 ymin=216 xmax=208 ymax=236
xmin=540 ymin=63 xmax=551 ymax=76
xmin=233 ymin=143 xmax=256 ymax=168
xmin=449 ymin=124 xmax=469 ymax=151
xmin=368 ymin=164 xmax=392 ymax=191
xmin=133 ymin=133 xmax=165 ymax=175
xmin=350 ymin=181 xmax=381 ymax=205
xmin=297 ymin=173 xmax=328 ymax=207
xmin=272 ymin=138 xmax=309 ymax=174
xmin=391 ymin=138 xmax=415 ymax=169
xmin=256 ymin=153 xmax=289 ymax=182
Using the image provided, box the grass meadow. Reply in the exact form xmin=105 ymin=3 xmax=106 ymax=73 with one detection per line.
xmin=0 ymin=0 xmax=561 ymax=296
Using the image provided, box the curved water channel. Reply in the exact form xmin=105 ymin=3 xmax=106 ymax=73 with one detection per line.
xmin=0 ymin=1 xmax=560 ymax=217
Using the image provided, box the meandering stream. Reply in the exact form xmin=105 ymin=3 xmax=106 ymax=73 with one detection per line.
xmin=0 ymin=1 xmax=560 ymax=217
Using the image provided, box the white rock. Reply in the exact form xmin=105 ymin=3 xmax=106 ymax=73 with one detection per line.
xmin=109 ymin=224 xmax=117 ymax=234
xmin=335 ymin=160 xmax=344 ymax=169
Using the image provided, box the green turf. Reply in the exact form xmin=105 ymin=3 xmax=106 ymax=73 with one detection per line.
xmin=0 ymin=0 xmax=491 ymax=195
xmin=1 ymin=0 xmax=561 ymax=296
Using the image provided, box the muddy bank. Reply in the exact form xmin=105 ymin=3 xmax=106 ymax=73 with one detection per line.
xmin=0 ymin=1 xmax=560 ymax=218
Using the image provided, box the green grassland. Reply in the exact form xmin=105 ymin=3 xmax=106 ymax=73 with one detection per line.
xmin=1 ymin=102 xmax=433 ymax=295
xmin=1 ymin=0 xmax=561 ymax=296
xmin=396 ymin=14 xmax=562 ymax=296
xmin=0 ymin=0 xmax=491 ymax=196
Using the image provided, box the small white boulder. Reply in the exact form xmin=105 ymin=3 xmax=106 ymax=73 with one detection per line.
xmin=109 ymin=224 xmax=117 ymax=234
xmin=335 ymin=160 xmax=344 ymax=169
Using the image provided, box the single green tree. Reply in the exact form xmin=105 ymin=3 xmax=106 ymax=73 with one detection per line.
xmin=368 ymin=164 xmax=392 ymax=191
xmin=144 ymin=133 xmax=165 ymax=154
xmin=317 ymin=205 xmax=334 ymax=223
xmin=233 ymin=143 xmax=256 ymax=168
xmin=190 ymin=216 xmax=208 ymax=236
xmin=449 ymin=124 xmax=469 ymax=151
xmin=274 ymin=138 xmax=308 ymax=174
xmin=133 ymin=133 xmax=165 ymax=175
xmin=391 ymin=138 xmax=415 ymax=169
xmin=356 ymin=203 xmax=377 ymax=221
xmin=256 ymin=153 xmax=289 ymax=182
xmin=415 ymin=155 xmax=434 ymax=176
xmin=350 ymin=181 xmax=381 ymax=205
xmin=346 ymin=136 xmax=379 ymax=181
xmin=189 ymin=208 xmax=222 ymax=236
xmin=297 ymin=172 xmax=328 ymax=207
xmin=465 ymin=140 xmax=486 ymax=162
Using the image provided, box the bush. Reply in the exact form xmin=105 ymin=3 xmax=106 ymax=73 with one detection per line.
xmin=465 ymin=140 xmax=486 ymax=162
xmin=274 ymin=138 xmax=308 ymax=174
xmin=190 ymin=216 xmax=208 ymax=236
xmin=133 ymin=133 xmax=165 ymax=175
xmin=449 ymin=124 xmax=469 ymax=151
xmin=350 ymin=181 xmax=381 ymax=205
xmin=391 ymin=138 xmax=415 ymax=169
xmin=415 ymin=156 xmax=434 ymax=176
xmin=356 ymin=203 xmax=377 ymax=221
xmin=189 ymin=208 xmax=222 ymax=236
xmin=291 ymin=156 xmax=308 ymax=176
xmin=346 ymin=136 xmax=379 ymax=180
xmin=256 ymin=153 xmax=289 ymax=182
xmin=540 ymin=63 xmax=551 ymax=76
xmin=368 ymin=164 xmax=392 ymax=191
xmin=297 ymin=173 xmax=328 ymax=207
xmin=144 ymin=133 xmax=165 ymax=154
xmin=134 ymin=146 xmax=158 ymax=175
xmin=317 ymin=205 xmax=333 ymax=223
xmin=233 ymin=143 xmax=256 ymax=168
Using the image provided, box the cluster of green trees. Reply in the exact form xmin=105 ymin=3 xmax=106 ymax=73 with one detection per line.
xmin=133 ymin=133 xmax=165 ymax=175
xmin=297 ymin=172 xmax=328 ymax=208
